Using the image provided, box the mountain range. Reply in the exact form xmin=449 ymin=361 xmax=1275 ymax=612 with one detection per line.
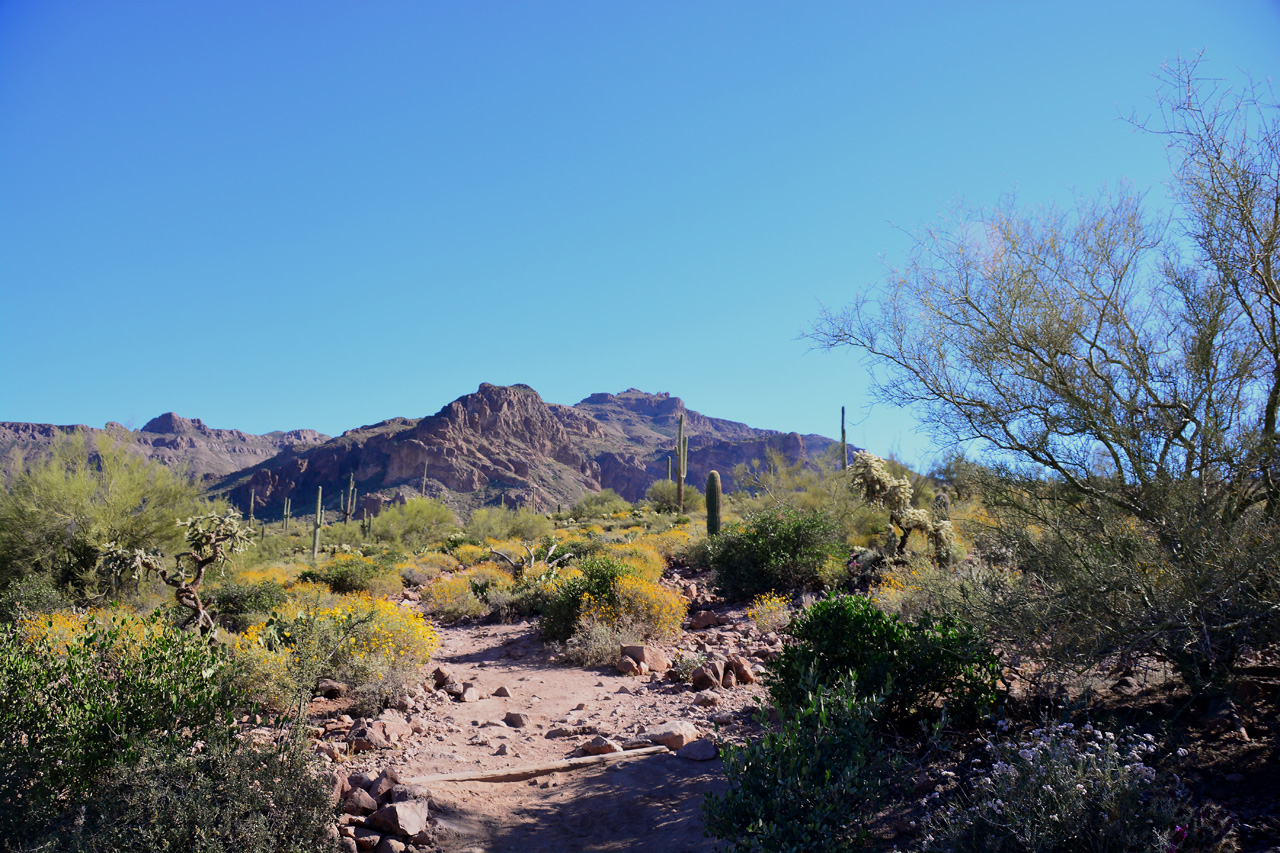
xmin=1 ymin=384 xmax=847 ymax=517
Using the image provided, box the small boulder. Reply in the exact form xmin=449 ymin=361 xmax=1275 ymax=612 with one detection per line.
xmin=728 ymin=655 xmax=757 ymax=684
xmin=431 ymin=666 xmax=453 ymax=689
xmin=689 ymin=611 xmax=718 ymax=630
xmin=493 ymin=685 xmax=514 ymax=697
xmin=645 ymin=720 xmax=700 ymax=750
xmin=368 ymin=801 xmax=431 ymax=838
xmin=374 ymin=838 xmax=407 ymax=853
xmin=391 ymin=783 xmax=431 ymax=803
xmin=582 ymin=735 xmax=623 ymax=755
xmin=503 ymin=711 xmax=531 ymax=728
xmin=690 ymin=661 xmax=726 ymax=691
xmin=721 ymin=669 xmax=737 ymax=689
xmin=352 ymin=828 xmax=382 ymax=851
xmin=615 ymin=655 xmax=641 ymax=676
xmin=317 ymin=678 xmax=350 ymax=699
xmin=693 ymin=690 xmax=720 ymax=707
xmin=677 ymin=738 xmax=718 ymax=761
xmin=621 ymin=645 xmax=671 ymax=672
xmin=367 ymin=768 xmax=400 ymax=800
xmin=344 ymin=787 xmax=378 ymax=816
xmin=460 ymin=686 xmax=482 ymax=703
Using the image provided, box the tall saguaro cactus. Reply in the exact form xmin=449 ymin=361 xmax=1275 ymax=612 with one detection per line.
xmin=342 ymin=473 xmax=357 ymax=526
xmin=311 ymin=487 xmax=323 ymax=563
xmin=841 ymin=406 xmax=848 ymax=470
xmin=675 ymin=413 xmax=689 ymax=512
xmin=282 ymin=497 xmax=292 ymax=532
xmin=706 ymin=470 xmax=722 ymax=536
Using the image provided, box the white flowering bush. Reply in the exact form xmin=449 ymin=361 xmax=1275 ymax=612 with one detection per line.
xmin=922 ymin=722 xmax=1222 ymax=853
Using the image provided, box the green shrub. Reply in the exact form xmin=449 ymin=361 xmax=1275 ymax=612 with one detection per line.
xmin=298 ymin=554 xmax=390 ymax=594
xmin=704 ymin=679 xmax=887 ymax=852
xmin=768 ymin=593 xmax=1002 ymax=727
xmin=210 ymin=580 xmax=288 ymax=632
xmin=370 ymin=497 xmax=458 ymax=548
xmin=0 ymin=574 xmax=67 ymax=624
xmin=539 ymin=555 xmax=634 ymax=642
xmin=645 ymin=480 xmax=704 ymax=514
xmin=708 ymin=506 xmax=842 ymax=600
xmin=570 ymin=489 xmax=631 ymax=519
xmin=0 ymin=613 xmax=248 ymax=846
xmin=35 ymin=732 xmax=337 ymax=853
xmin=465 ymin=506 xmax=552 ymax=541
xmin=922 ymin=723 xmax=1220 ymax=853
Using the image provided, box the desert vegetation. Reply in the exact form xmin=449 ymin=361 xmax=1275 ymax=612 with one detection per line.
xmin=0 ymin=57 xmax=1276 ymax=853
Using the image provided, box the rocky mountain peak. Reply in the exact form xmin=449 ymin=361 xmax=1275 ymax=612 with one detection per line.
xmin=141 ymin=412 xmax=208 ymax=435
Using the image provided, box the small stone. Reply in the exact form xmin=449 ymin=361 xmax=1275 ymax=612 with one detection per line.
xmin=621 ymin=645 xmax=671 ymax=672
xmin=690 ymin=661 xmax=726 ymax=691
xmin=431 ymin=666 xmax=454 ymax=688
xmin=677 ymin=738 xmax=718 ymax=761
xmin=728 ymin=655 xmax=757 ymax=684
xmin=504 ymin=711 xmax=531 ymax=728
xmin=344 ymin=787 xmax=378 ymax=815
xmin=622 ymin=738 xmax=654 ymax=750
xmin=367 ymin=768 xmax=400 ymax=800
xmin=693 ymin=690 xmax=720 ymax=707
xmin=352 ymin=827 xmax=382 ymax=850
xmin=317 ymin=678 xmax=350 ymax=699
xmin=721 ymin=669 xmax=737 ymax=689
xmin=338 ymin=838 xmax=359 ymax=853
xmin=616 ymin=686 xmax=633 ymax=695
xmin=495 ymin=744 xmax=510 ymax=756
xmin=616 ymin=654 xmax=641 ymax=675
xmin=582 ymin=735 xmax=623 ymax=755
xmin=460 ymin=686 xmax=481 ymax=703
xmin=689 ymin=610 xmax=718 ymax=630
xmin=493 ymin=685 xmax=513 ymax=697
xmin=390 ymin=784 xmax=431 ymax=803
xmin=374 ymin=838 xmax=407 ymax=853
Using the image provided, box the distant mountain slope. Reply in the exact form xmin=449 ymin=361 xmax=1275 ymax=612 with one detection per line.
xmin=214 ymin=384 xmax=847 ymax=517
xmin=0 ymin=414 xmax=330 ymax=481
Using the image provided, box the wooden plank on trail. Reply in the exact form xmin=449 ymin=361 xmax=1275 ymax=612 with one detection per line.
xmin=405 ymin=745 xmax=671 ymax=784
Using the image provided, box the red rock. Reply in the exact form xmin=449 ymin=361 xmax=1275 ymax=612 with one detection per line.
xmin=368 ymin=801 xmax=431 ymax=837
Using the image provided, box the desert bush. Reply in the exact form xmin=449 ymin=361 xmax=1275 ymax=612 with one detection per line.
xmin=746 ymin=592 xmax=791 ymax=634
xmin=571 ymin=489 xmax=631 ymax=519
xmin=668 ymin=651 xmax=706 ymax=683
xmin=210 ymin=580 xmax=288 ymax=632
xmin=369 ymin=497 xmax=457 ymax=548
xmin=35 ymin=731 xmax=337 ymax=853
xmin=235 ymin=592 xmax=438 ymax=710
xmin=426 ymin=573 xmax=488 ymax=621
xmin=0 ymin=611 xmax=247 ymax=846
xmin=708 ymin=506 xmax=843 ymax=600
xmin=634 ymin=527 xmax=694 ymax=559
xmin=608 ymin=574 xmax=685 ymax=640
xmin=605 ymin=541 xmax=666 ymax=582
xmin=561 ymin=616 xmax=638 ymax=667
xmin=0 ymin=574 xmax=67 ymax=624
xmin=298 ymin=553 xmax=395 ymax=595
xmin=539 ymin=555 xmax=637 ymax=642
xmin=922 ymin=723 xmax=1228 ymax=853
xmin=768 ymin=593 xmax=1002 ymax=727
xmin=704 ymin=679 xmax=887 ymax=852
xmin=646 ymin=479 xmax=704 ymax=514
xmin=464 ymin=505 xmax=552 ymax=542
xmin=0 ymin=434 xmax=204 ymax=595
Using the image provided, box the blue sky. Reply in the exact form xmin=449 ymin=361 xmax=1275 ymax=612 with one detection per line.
xmin=2 ymin=2 xmax=1278 ymax=469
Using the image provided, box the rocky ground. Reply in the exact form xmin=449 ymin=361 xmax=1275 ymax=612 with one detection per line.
xmin=305 ymin=571 xmax=779 ymax=852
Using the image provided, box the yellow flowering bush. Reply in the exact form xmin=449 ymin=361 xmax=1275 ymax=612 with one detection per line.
xmin=612 ymin=574 xmax=685 ymax=640
xmin=427 ymin=574 xmax=486 ymax=620
xmin=21 ymin=608 xmax=154 ymax=657
xmin=452 ymin=543 xmax=489 ymax=567
xmin=746 ymin=592 xmax=792 ymax=634
xmin=606 ymin=542 xmax=665 ymax=583
xmin=232 ymin=592 xmax=439 ymax=710
xmin=636 ymin=528 xmax=693 ymax=559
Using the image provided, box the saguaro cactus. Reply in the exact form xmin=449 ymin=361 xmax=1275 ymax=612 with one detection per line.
xmin=841 ymin=406 xmax=848 ymax=470
xmin=311 ymin=487 xmax=323 ymax=563
xmin=675 ymin=413 xmax=689 ymax=512
xmin=282 ymin=497 xmax=292 ymax=532
xmin=248 ymin=489 xmax=256 ymax=531
xmin=342 ymin=473 xmax=357 ymax=525
xmin=706 ymin=470 xmax=722 ymax=536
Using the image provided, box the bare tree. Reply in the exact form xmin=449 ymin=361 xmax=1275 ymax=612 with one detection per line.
xmin=808 ymin=59 xmax=1280 ymax=696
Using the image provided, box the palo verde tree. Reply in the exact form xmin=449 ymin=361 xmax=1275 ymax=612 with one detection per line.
xmin=809 ymin=58 xmax=1280 ymax=698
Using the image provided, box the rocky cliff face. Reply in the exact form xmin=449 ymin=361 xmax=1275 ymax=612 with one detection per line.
xmin=0 ymin=415 xmax=330 ymax=481
xmin=216 ymin=384 xmax=844 ymax=517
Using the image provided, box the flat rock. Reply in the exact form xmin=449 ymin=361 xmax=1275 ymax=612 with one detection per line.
xmin=644 ymin=720 xmax=700 ymax=750
xmin=503 ymin=711 xmax=531 ymax=728
xmin=692 ymin=690 xmax=720 ymax=707
xmin=368 ymin=801 xmax=431 ymax=838
xmin=582 ymin=735 xmax=623 ymax=755
xmin=621 ymin=644 xmax=671 ymax=672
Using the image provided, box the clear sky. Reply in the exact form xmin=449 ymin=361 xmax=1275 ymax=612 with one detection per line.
xmin=2 ymin=2 xmax=1278 ymax=469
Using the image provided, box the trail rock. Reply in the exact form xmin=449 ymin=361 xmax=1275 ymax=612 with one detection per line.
xmin=431 ymin=666 xmax=453 ymax=689
xmin=375 ymin=838 xmax=407 ymax=853
xmin=391 ymin=783 xmax=431 ymax=803
xmin=460 ymin=686 xmax=481 ymax=703
xmin=353 ymin=827 xmax=382 ymax=850
xmin=645 ymin=720 xmax=700 ymax=750
xmin=493 ymin=685 xmax=513 ymax=697
xmin=368 ymin=768 xmax=400 ymax=800
xmin=379 ymin=712 xmax=413 ymax=743
xmin=728 ymin=655 xmax=757 ymax=684
xmin=369 ymin=801 xmax=431 ymax=837
xmin=616 ymin=655 xmax=641 ymax=675
xmin=621 ymin=645 xmax=671 ymax=672
xmin=582 ymin=735 xmax=623 ymax=755
xmin=677 ymin=738 xmax=718 ymax=761
xmin=690 ymin=661 xmax=725 ymax=690
xmin=344 ymin=787 xmax=378 ymax=816
xmin=317 ymin=678 xmax=350 ymax=699
xmin=693 ymin=690 xmax=720 ymax=707
xmin=503 ymin=711 xmax=531 ymax=728
xmin=689 ymin=611 xmax=718 ymax=630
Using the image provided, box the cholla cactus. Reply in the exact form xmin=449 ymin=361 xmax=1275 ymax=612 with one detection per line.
xmin=849 ymin=450 xmax=952 ymax=563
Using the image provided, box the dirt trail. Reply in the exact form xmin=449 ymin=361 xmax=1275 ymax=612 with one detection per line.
xmin=328 ymin=597 xmax=779 ymax=852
